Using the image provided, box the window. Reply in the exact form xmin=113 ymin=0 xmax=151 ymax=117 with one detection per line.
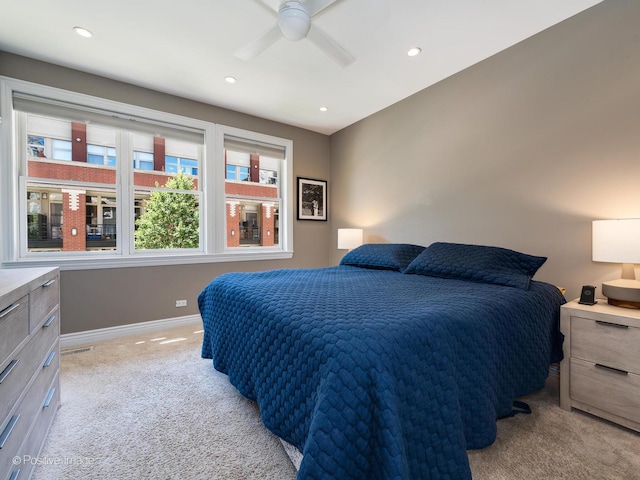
xmin=0 ymin=78 xmax=293 ymax=269
xmin=133 ymin=151 xmax=154 ymax=170
xmin=132 ymin=133 xmax=201 ymax=251
xmin=87 ymin=145 xmax=116 ymax=166
xmin=52 ymin=139 xmax=72 ymax=161
xmin=165 ymin=156 xmax=198 ymax=176
xmin=225 ymin=164 xmax=250 ymax=181
xmin=222 ymin=132 xmax=286 ymax=249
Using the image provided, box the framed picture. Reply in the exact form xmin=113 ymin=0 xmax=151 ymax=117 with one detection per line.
xmin=297 ymin=177 xmax=327 ymax=221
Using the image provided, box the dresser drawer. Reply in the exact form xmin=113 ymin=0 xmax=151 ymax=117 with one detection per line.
xmin=571 ymin=316 xmax=640 ymax=374
xmin=0 ymin=309 xmax=59 ymax=425
xmin=11 ymin=372 xmax=59 ymax=480
xmin=570 ymin=357 xmax=640 ymax=425
xmin=0 ymin=343 xmax=59 ymax=474
xmin=0 ymin=297 xmax=29 ymax=367
xmin=29 ymin=274 xmax=59 ymax=333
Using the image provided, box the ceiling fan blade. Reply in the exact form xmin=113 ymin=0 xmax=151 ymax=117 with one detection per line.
xmin=304 ymin=0 xmax=340 ymax=17
xmin=253 ymin=0 xmax=282 ymax=14
xmin=235 ymin=25 xmax=283 ymax=60
xmin=306 ymin=24 xmax=354 ymax=67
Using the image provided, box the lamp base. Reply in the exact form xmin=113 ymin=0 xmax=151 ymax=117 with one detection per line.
xmin=602 ymin=279 xmax=640 ymax=309
xmin=607 ymin=298 xmax=640 ymax=309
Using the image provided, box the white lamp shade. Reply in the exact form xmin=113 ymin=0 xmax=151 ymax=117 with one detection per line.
xmin=338 ymin=228 xmax=363 ymax=250
xmin=592 ymin=219 xmax=640 ymax=264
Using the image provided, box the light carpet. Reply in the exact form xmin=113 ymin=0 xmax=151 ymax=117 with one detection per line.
xmin=31 ymin=324 xmax=639 ymax=479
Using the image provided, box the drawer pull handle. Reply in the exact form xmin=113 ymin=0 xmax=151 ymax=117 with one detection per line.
xmin=44 ymin=351 xmax=56 ymax=367
xmin=42 ymin=278 xmax=56 ymax=287
xmin=43 ymin=315 xmax=56 ymax=328
xmin=0 ymin=303 xmax=20 ymax=318
xmin=595 ymin=363 xmax=628 ymax=375
xmin=43 ymin=387 xmax=56 ymax=408
xmin=0 ymin=414 xmax=20 ymax=449
xmin=0 ymin=359 xmax=19 ymax=384
xmin=9 ymin=469 xmax=20 ymax=480
xmin=595 ymin=320 xmax=629 ymax=329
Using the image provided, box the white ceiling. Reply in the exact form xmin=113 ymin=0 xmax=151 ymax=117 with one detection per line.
xmin=0 ymin=0 xmax=601 ymax=135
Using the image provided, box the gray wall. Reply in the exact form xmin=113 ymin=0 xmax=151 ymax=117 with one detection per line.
xmin=330 ymin=0 xmax=640 ymax=301
xmin=3 ymin=0 xmax=639 ymax=332
xmin=0 ymin=52 xmax=332 ymax=334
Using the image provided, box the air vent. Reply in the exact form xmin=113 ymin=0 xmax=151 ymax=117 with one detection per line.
xmin=61 ymin=346 xmax=94 ymax=356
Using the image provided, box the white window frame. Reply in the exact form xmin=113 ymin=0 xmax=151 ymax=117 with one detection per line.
xmin=215 ymin=124 xmax=293 ymax=255
xmin=0 ymin=77 xmax=293 ymax=270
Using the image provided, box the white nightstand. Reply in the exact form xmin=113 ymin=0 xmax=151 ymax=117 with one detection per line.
xmin=560 ymin=300 xmax=640 ymax=432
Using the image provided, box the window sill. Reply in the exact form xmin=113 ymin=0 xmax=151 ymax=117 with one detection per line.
xmin=1 ymin=250 xmax=294 ymax=271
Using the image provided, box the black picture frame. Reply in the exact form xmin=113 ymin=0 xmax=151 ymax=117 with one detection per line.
xmin=297 ymin=177 xmax=327 ymax=221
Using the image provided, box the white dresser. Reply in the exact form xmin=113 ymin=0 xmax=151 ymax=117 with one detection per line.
xmin=560 ymin=299 xmax=640 ymax=432
xmin=0 ymin=268 xmax=60 ymax=480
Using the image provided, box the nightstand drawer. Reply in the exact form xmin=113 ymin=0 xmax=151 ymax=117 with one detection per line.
xmin=571 ymin=316 xmax=640 ymax=374
xmin=570 ymin=357 xmax=640 ymax=425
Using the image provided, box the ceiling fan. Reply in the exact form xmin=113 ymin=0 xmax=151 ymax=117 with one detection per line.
xmin=235 ymin=0 xmax=354 ymax=68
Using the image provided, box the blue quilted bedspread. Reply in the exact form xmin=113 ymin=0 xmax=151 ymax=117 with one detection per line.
xmin=198 ymin=266 xmax=565 ymax=479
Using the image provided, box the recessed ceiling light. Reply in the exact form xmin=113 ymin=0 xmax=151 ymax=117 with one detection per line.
xmin=74 ymin=26 xmax=93 ymax=38
xmin=407 ymin=47 xmax=422 ymax=57
xmin=225 ymin=76 xmax=237 ymax=84
xmin=319 ymin=106 xmax=328 ymax=112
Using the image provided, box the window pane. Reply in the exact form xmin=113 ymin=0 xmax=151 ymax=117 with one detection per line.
xmin=87 ymin=154 xmax=103 ymax=165
xmin=224 ymin=136 xmax=282 ymax=249
xmin=28 ymin=136 xmax=45 ymax=157
xmin=27 ymin=114 xmax=117 ymax=183
xmin=134 ymin=188 xmax=200 ymax=250
xmin=180 ymin=158 xmax=198 ymax=175
xmin=27 ymin=184 xmax=118 ymax=252
xmin=107 ymin=148 xmax=117 ymax=167
xmin=52 ymin=139 xmax=72 ymax=161
xmin=25 ymin=113 xmax=119 ymax=254
xmin=225 ymin=199 xmax=279 ymax=248
xmin=238 ymin=167 xmax=250 ymax=182
xmin=133 ymin=151 xmax=153 ymax=170
xmin=260 ymin=169 xmax=277 ymax=185
xmin=165 ymin=156 xmax=178 ymax=174
xmin=133 ymin=134 xmax=202 ymax=251
xmin=87 ymin=145 xmax=112 ymax=165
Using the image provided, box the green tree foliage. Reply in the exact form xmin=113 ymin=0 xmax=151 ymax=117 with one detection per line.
xmin=134 ymin=172 xmax=199 ymax=249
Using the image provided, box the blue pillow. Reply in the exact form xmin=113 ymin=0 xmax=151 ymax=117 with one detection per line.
xmin=340 ymin=243 xmax=426 ymax=272
xmin=403 ymin=242 xmax=547 ymax=289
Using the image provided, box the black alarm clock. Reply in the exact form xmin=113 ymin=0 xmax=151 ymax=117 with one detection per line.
xmin=578 ymin=285 xmax=597 ymax=305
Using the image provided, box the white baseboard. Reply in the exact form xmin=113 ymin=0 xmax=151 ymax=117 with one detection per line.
xmin=60 ymin=314 xmax=202 ymax=349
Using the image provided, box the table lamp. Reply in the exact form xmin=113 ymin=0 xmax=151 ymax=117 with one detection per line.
xmin=337 ymin=228 xmax=363 ymax=251
xmin=592 ymin=219 xmax=640 ymax=308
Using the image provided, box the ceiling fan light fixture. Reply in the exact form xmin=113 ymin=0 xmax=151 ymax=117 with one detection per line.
xmin=278 ymin=2 xmax=311 ymax=41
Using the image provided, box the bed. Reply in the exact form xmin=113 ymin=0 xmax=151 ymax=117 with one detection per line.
xmin=198 ymin=242 xmax=565 ymax=480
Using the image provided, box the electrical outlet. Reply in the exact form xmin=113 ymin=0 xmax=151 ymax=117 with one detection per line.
xmin=175 ymin=299 xmax=187 ymax=307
